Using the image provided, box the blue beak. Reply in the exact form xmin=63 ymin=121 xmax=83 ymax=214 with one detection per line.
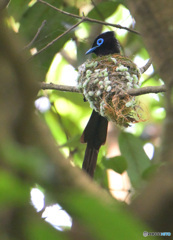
xmin=85 ymin=46 xmax=98 ymax=55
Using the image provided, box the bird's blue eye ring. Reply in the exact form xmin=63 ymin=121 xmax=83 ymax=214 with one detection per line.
xmin=97 ymin=38 xmax=104 ymax=46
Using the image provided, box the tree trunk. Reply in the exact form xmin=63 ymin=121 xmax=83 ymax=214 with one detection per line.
xmin=126 ymin=0 xmax=173 ymax=231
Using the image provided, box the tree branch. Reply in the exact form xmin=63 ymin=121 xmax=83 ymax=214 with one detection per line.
xmin=139 ymin=58 xmax=152 ymax=74
xmin=127 ymin=85 xmax=166 ymax=96
xmin=40 ymin=82 xmax=167 ymax=96
xmin=0 ymin=0 xmax=10 ymax=10
xmin=40 ymin=82 xmax=79 ymax=92
xmin=37 ymin=0 xmax=140 ymax=35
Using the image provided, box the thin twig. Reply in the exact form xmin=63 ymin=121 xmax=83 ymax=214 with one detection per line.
xmin=140 ymin=59 xmax=152 ymax=74
xmin=37 ymin=0 xmax=82 ymax=20
xmin=40 ymin=82 xmax=79 ymax=92
xmin=23 ymin=20 xmax=47 ymax=50
xmin=28 ymin=19 xmax=84 ymax=60
xmin=37 ymin=0 xmax=140 ymax=35
xmin=85 ymin=18 xmax=139 ymax=34
xmin=40 ymin=82 xmax=167 ymax=96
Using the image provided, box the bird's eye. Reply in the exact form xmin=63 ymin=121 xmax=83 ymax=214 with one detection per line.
xmin=97 ymin=38 xmax=104 ymax=46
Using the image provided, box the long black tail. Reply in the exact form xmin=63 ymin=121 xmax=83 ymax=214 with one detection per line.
xmin=81 ymin=110 xmax=108 ymax=177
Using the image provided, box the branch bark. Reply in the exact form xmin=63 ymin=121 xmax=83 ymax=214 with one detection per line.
xmin=40 ymin=82 xmax=167 ymax=96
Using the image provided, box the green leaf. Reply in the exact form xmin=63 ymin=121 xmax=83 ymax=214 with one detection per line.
xmin=44 ymin=109 xmax=67 ymax=145
xmin=8 ymin=0 xmax=31 ymax=21
xmin=26 ymin=218 xmax=69 ymax=240
xmin=52 ymin=91 xmax=88 ymax=110
xmin=1 ymin=142 xmax=55 ymax=184
xmin=119 ymin=132 xmax=151 ymax=187
xmin=102 ymin=156 xmax=127 ymax=174
xmin=88 ymin=1 xmax=119 ymax=20
xmin=0 ymin=170 xmax=29 ymax=207
xmin=19 ymin=1 xmax=78 ymax=75
xmin=142 ymin=163 xmax=161 ymax=180
xmin=60 ymin=135 xmax=81 ymax=148
xmin=94 ymin=165 xmax=109 ymax=189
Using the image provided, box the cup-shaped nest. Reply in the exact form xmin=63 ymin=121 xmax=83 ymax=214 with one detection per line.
xmin=78 ymin=54 xmax=142 ymax=127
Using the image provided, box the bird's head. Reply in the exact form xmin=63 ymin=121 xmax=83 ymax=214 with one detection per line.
xmin=85 ymin=31 xmax=120 ymax=56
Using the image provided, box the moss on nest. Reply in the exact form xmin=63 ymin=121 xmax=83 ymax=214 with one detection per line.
xmin=78 ymin=54 xmax=143 ymax=127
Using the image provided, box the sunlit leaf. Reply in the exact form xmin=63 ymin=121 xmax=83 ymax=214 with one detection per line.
xmin=60 ymin=135 xmax=81 ymax=148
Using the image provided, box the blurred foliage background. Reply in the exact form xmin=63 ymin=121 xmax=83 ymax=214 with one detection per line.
xmin=0 ymin=0 xmax=166 ymax=239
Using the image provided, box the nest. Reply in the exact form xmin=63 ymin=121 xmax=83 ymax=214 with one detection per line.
xmin=78 ymin=54 xmax=143 ymax=127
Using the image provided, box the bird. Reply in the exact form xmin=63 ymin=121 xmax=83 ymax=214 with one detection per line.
xmin=81 ymin=31 xmax=121 ymax=177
